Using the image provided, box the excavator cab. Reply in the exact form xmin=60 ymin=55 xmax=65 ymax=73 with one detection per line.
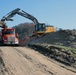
xmin=38 ymin=23 xmax=46 ymax=31
xmin=36 ymin=23 xmax=46 ymax=35
xmin=36 ymin=23 xmax=56 ymax=35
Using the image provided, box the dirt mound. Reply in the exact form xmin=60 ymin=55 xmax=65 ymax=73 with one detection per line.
xmin=30 ymin=30 xmax=76 ymax=48
xmin=14 ymin=22 xmax=76 ymax=48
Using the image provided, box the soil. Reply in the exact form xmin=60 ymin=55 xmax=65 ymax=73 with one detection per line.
xmin=29 ymin=30 xmax=76 ymax=48
xmin=29 ymin=43 xmax=76 ymax=68
xmin=0 ymin=47 xmax=76 ymax=75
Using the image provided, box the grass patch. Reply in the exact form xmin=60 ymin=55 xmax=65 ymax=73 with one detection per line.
xmin=36 ymin=43 xmax=76 ymax=58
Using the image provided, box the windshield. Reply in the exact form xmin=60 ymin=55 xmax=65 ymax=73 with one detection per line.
xmin=2 ymin=30 xmax=14 ymax=35
xmin=39 ymin=24 xmax=46 ymax=31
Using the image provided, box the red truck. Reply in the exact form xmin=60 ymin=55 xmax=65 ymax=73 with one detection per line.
xmin=0 ymin=28 xmax=19 ymax=45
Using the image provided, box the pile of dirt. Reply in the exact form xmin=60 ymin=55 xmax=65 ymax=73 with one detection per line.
xmin=14 ymin=22 xmax=76 ymax=48
xmin=30 ymin=29 xmax=76 ymax=48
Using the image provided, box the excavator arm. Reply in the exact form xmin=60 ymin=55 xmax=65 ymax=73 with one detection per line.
xmin=17 ymin=10 xmax=39 ymax=31
xmin=1 ymin=8 xmax=20 ymax=21
xmin=0 ymin=8 xmax=20 ymax=28
xmin=0 ymin=8 xmax=39 ymax=30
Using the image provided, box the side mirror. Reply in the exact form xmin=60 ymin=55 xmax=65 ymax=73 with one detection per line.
xmin=0 ymin=33 xmax=2 ymax=36
xmin=16 ymin=33 xmax=18 ymax=38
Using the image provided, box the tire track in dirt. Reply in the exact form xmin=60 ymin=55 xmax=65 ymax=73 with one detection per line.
xmin=0 ymin=49 xmax=5 ymax=75
xmin=13 ymin=47 xmax=54 ymax=75
xmin=13 ymin=47 xmax=76 ymax=75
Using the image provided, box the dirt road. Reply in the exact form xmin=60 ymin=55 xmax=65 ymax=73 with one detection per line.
xmin=0 ymin=47 xmax=76 ymax=75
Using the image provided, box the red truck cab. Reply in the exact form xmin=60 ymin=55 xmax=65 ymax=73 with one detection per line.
xmin=0 ymin=28 xmax=19 ymax=45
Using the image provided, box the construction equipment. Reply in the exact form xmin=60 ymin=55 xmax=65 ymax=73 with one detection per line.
xmin=0 ymin=8 xmax=56 ymax=45
xmin=0 ymin=28 xmax=19 ymax=45
xmin=0 ymin=8 xmax=56 ymax=36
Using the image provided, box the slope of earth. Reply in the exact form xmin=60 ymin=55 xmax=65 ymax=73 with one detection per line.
xmin=13 ymin=22 xmax=76 ymax=48
xmin=0 ymin=47 xmax=76 ymax=75
xmin=30 ymin=30 xmax=76 ymax=48
xmin=29 ymin=43 xmax=76 ymax=68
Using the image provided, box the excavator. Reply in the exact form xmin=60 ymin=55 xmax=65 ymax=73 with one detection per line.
xmin=0 ymin=8 xmax=56 ymax=35
xmin=0 ymin=8 xmax=56 ymax=45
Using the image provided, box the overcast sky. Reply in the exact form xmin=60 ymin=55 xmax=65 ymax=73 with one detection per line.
xmin=0 ymin=0 xmax=76 ymax=29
